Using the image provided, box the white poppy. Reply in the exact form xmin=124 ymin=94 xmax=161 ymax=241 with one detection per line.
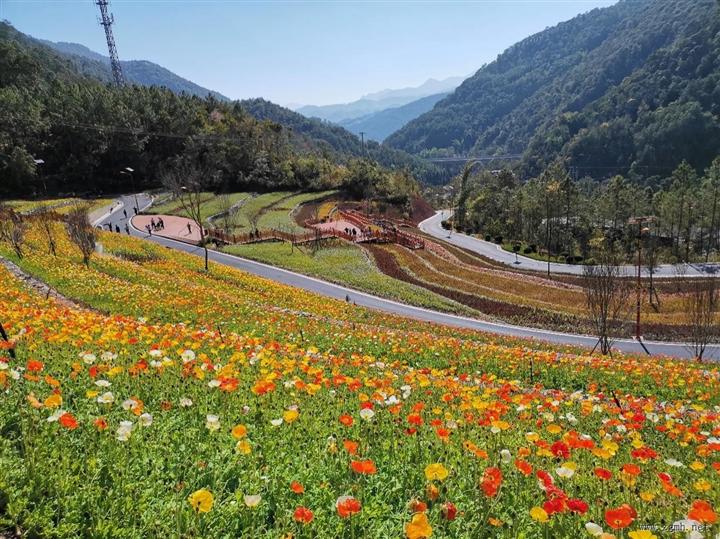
xmin=206 ymin=414 xmax=220 ymax=431
xmin=139 ymin=413 xmax=153 ymax=427
xmin=116 ymin=420 xmax=133 ymax=442
xmin=243 ymin=494 xmax=261 ymax=507
xmin=97 ymin=391 xmax=115 ymax=404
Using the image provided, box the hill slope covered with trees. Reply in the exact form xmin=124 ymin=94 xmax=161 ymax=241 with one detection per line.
xmin=0 ymin=22 xmax=426 ymax=198
xmin=386 ymin=0 xmax=720 ymax=179
xmin=37 ymin=39 xmax=229 ymax=101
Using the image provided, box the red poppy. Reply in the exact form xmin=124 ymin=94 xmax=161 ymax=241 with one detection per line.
xmin=350 ymin=459 xmax=377 ymax=475
xmin=631 ymin=447 xmax=657 ymax=461
xmin=604 ymin=504 xmax=636 ymax=529
xmin=94 ymin=417 xmax=108 ymax=431
xmin=336 ymin=496 xmax=362 ymax=518
xmin=543 ymin=496 xmax=566 ymax=515
xmin=409 ymin=499 xmax=427 ymax=513
xmin=407 ymin=413 xmax=423 ymax=426
xmin=442 ymin=502 xmax=457 ymax=521
xmin=567 ymin=499 xmax=589 ymax=514
xmin=293 ymin=506 xmax=314 ymax=524
xmin=27 ymin=360 xmax=44 ymax=373
xmin=550 ymin=441 xmax=570 ymax=459
xmin=290 ymin=481 xmax=304 ymax=494
xmin=480 ymin=467 xmax=502 ymax=498
xmin=514 ymin=459 xmax=533 ymax=476
xmin=339 ymin=414 xmax=354 ymax=427
xmin=594 ymin=467 xmax=612 ymax=480
xmin=59 ymin=412 xmax=78 ymax=430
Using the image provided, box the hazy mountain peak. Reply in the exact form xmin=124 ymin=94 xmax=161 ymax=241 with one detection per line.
xmin=296 ymin=75 xmax=465 ymax=123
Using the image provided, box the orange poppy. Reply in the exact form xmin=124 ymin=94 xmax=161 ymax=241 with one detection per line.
xmin=350 ymin=459 xmax=377 ymax=475
xmin=343 ymin=439 xmax=359 ymax=455
xmin=688 ymin=500 xmax=717 ymax=524
xmin=59 ymin=412 xmax=78 ymax=430
xmin=290 ymin=481 xmax=304 ymax=494
xmin=339 ymin=414 xmax=354 ymax=427
xmin=604 ymin=504 xmax=636 ymax=529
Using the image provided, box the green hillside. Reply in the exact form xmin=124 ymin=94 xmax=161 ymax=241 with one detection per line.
xmin=239 ymin=98 xmax=444 ymax=184
xmin=0 ymin=22 xmax=418 ymax=200
xmin=386 ymin=0 xmax=720 ymax=179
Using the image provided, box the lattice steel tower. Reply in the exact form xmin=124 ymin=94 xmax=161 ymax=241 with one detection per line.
xmin=96 ymin=0 xmax=125 ymax=86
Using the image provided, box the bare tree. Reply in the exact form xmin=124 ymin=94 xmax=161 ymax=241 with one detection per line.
xmin=160 ymin=161 xmax=216 ymax=271
xmin=684 ymin=277 xmax=717 ymax=361
xmin=65 ymin=206 xmax=96 ymax=267
xmin=583 ymin=249 xmax=632 ymax=355
xmin=0 ymin=204 xmax=27 ymax=259
xmin=35 ymin=207 xmax=58 ymax=256
xmin=217 ymin=193 xmax=237 ymax=234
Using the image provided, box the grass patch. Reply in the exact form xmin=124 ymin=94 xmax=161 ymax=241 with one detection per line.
xmin=223 ymin=240 xmax=474 ymax=315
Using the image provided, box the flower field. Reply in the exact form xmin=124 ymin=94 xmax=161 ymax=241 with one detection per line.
xmin=367 ymin=239 xmax=705 ymax=340
xmin=0 ymin=224 xmax=719 ymax=538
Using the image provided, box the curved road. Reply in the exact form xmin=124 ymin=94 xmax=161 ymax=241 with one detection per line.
xmin=97 ymin=195 xmax=718 ymax=359
xmin=419 ymin=211 xmax=720 ymax=278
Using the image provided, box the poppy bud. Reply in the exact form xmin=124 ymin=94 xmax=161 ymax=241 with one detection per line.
xmin=442 ymin=502 xmax=457 ymax=521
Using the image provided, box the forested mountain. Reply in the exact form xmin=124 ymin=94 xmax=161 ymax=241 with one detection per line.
xmin=37 ymin=38 xmax=229 ymax=101
xmin=239 ymin=98 xmax=444 ymax=183
xmin=339 ymin=92 xmax=450 ymax=142
xmin=0 ymin=22 xmax=425 ymax=199
xmin=386 ymin=0 xmax=720 ymax=179
xmin=296 ymin=76 xmax=462 ymax=123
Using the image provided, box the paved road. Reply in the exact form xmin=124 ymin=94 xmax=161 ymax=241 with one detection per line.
xmin=97 ymin=195 xmax=718 ymax=359
xmin=419 ymin=211 xmax=720 ymax=278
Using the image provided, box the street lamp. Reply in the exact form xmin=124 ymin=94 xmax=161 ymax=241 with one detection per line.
xmin=33 ymin=158 xmax=46 ymax=195
xmin=119 ymin=167 xmax=139 ymax=215
xmin=628 ymin=216 xmax=654 ymax=344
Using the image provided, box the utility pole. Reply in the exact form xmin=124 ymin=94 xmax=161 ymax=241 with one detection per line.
xmin=359 ymin=132 xmax=366 ymax=157
xmin=628 ymin=216 xmax=653 ymax=343
xmin=96 ymin=0 xmax=125 ymax=86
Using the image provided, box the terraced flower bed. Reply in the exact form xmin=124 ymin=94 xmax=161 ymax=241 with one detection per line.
xmin=0 ymin=222 xmax=719 ymax=538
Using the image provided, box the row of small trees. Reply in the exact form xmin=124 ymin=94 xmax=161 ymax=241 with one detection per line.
xmin=453 ymin=157 xmax=720 ymax=264
xmin=583 ymin=247 xmax=718 ymax=360
xmin=0 ymin=205 xmax=96 ymax=266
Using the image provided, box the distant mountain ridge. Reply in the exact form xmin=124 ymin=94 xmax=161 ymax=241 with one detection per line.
xmin=339 ymin=92 xmax=450 ymax=142
xmin=37 ymin=38 xmax=229 ymax=101
xmin=386 ymin=0 xmax=720 ymax=178
xmin=296 ymin=75 xmax=463 ymax=123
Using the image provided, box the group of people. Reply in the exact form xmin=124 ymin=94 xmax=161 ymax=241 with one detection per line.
xmin=343 ymin=227 xmax=359 ymax=237
xmin=101 ymin=222 xmax=130 ymax=235
xmin=145 ymin=217 xmax=165 ymax=236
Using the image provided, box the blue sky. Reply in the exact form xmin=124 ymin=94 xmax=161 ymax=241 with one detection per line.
xmin=2 ymin=0 xmax=616 ymax=106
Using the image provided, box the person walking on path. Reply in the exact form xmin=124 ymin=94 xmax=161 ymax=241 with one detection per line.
xmin=115 ymin=225 xmax=120 ymax=233
xmin=187 ymin=223 xmax=192 ymax=236
xmin=123 ymin=209 xmax=127 ymax=219
xmin=125 ymin=224 xmax=130 ymax=235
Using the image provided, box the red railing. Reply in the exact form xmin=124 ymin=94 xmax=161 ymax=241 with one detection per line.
xmin=208 ymin=208 xmax=424 ymax=249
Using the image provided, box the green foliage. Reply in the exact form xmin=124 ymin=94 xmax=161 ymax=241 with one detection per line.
xmin=386 ymin=0 xmax=720 ymax=179
xmin=0 ymin=22 xmax=425 ymax=201
xmin=461 ymin=158 xmax=720 ymax=263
